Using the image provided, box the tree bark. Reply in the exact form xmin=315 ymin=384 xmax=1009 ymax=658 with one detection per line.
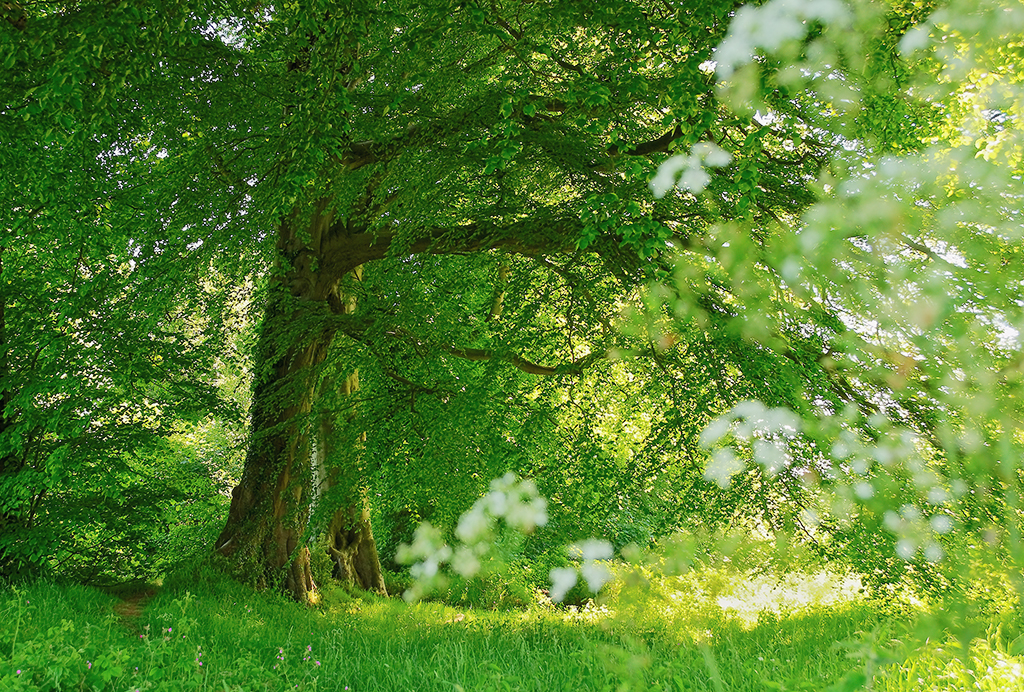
xmin=215 ymin=202 xmax=387 ymax=601
xmin=213 ymin=285 xmax=330 ymax=602
xmin=215 ymin=201 xmax=341 ymax=602
xmin=315 ymin=369 xmax=388 ymax=594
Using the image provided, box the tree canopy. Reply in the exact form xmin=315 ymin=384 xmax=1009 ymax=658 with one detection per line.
xmin=2 ymin=0 xmax=1023 ymax=609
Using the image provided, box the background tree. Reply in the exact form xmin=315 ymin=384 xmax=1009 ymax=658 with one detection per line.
xmin=0 ymin=0 xmax=257 ymax=583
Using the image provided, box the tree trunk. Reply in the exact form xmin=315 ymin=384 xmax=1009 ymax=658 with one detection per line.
xmin=213 ymin=285 xmax=331 ymax=602
xmin=215 ymin=202 xmax=337 ymax=601
xmin=216 ymin=202 xmax=386 ymax=601
xmin=312 ymin=267 xmax=387 ymax=594
xmin=325 ymin=496 xmax=387 ymax=592
xmin=314 ymin=369 xmax=387 ymax=594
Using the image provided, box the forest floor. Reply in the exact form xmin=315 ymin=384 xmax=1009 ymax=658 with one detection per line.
xmin=2 ymin=567 xmax=1023 ymax=691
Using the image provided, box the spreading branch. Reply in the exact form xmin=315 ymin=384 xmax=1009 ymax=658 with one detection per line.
xmin=329 ymin=313 xmax=604 ymax=377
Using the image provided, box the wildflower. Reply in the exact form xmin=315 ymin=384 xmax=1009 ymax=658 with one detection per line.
xmin=316 ymin=661 xmax=321 ymax=666
xmin=87 ymin=661 xmax=92 ymax=669
xmin=16 ymin=670 xmax=20 ymax=675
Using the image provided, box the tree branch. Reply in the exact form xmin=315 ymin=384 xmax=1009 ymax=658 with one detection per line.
xmin=328 ymin=313 xmax=603 ymax=377
xmin=607 ymin=125 xmax=683 ymax=157
xmin=1 ymin=1 xmax=26 ymax=30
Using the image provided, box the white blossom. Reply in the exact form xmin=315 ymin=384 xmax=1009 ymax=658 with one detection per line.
xmin=397 ymin=522 xmax=446 ymax=563
xmin=700 ymin=416 xmax=732 ymax=448
xmin=505 ymin=496 xmax=548 ymax=532
xmin=451 ymin=545 xmax=482 ymax=578
xmin=895 ymin=539 xmax=917 ymax=560
xmin=898 ymin=23 xmax=932 ymax=55
xmin=694 ymin=142 xmax=733 ymax=168
xmin=650 ymin=155 xmax=689 ymax=198
xmin=455 ymin=507 xmax=492 ymax=544
xmin=716 ymin=0 xmax=851 ymax=79
xmin=580 ymin=561 xmax=613 ymax=593
xmin=927 ymin=486 xmax=949 ymax=505
xmin=484 ymin=490 xmax=508 ymax=516
xmin=572 ymin=538 xmax=614 ymax=562
xmin=854 ymin=481 xmax=874 ymax=500
xmin=705 ymin=448 xmax=745 ymax=488
xmin=549 ymin=567 xmax=578 ymax=602
xmin=753 ymin=439 xmax=788 ymax=475
xmin=930 ymin=514 xmax=953 ymax=534
xmin=650 ymin=142 xmax=732 ymax=198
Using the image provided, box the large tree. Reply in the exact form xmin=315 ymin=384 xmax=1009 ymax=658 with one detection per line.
xmin=4 ymin=0 xmax=939 ymax=600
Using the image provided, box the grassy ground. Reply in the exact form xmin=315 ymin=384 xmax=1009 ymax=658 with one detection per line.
xmin=1 ymin=566 xmax=1022 ymax=691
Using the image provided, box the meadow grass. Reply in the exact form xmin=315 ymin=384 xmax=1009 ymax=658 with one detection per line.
xmin=1 ymin=566 xmax=1022 ymax=691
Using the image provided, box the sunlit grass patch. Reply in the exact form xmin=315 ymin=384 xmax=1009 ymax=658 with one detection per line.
xmin=876 ymin=625 xmax=1024 ymax=692
xmin=712 ymin=569 xmax=864 ymax=627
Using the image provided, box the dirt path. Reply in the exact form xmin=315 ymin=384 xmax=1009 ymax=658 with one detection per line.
xmin=112 ymin=588 xmax=158 ymax=633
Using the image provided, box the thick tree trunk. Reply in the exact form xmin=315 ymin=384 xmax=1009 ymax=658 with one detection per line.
xmin=215 ymin=202 xmax=339 ymax=601
xmin=214 ymin=286 xmax=331 ymax=602
xmin=325 ymin=497 xmax=387 ymax=592
xmin=313 ymin=269 xmax=387 ymax=594
xmin=216 ymin=202 xmax=386 ymax=601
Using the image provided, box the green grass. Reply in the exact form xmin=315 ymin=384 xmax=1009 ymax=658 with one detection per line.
xmin=2 ymin=566 xmax=1022 ymax=691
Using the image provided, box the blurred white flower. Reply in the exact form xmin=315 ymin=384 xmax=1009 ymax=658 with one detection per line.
xmin=923 ymin=542 xmax=944 ymax=562
xmin=651 ymin=142 xmax=732 ymax=198
xmin=854 ymin=481 xmax=874 ymax=499
xmin=485 ymin=490 xmax=508 ymax=516
xmin=580 ymin=561 xmax=613 ymax=593
xmin=505 ymin=496 xmax=548 ymax=532
xmin=761 ymin=407 xmax=801 ymax=437
xmin=715 ymin=0 xmax=851 ymax=79
xmin=930 ymin=514 xmax=953 ymax=534
xmin=927 ymin=486 xmax=949 ymax=505
xmin=573 ymin=538 xmax=613 ymax=562
xmin=898 ymin=23 xmax=932 ymax=55
xmin=753 ymin=439 xmax=789 ymax=475
xmin=650 ymin=155 xmax=689 ymax=198
xmin=678 ymin=165 xmax=711 ymax=193
xmin=451 ymin=545 xmax=482 ymax=578
xmin=895 ymin=539 xmax=917 ymax=560
xmin=700 ymin=416 xmax=732 ymax=448
xmin=455 ymin=507 xmax=492 ymax=544
xmin=694 ymin=142 xmax=733 ymax=167
xmin=397 ymin=522 xmax=446 ymax=563
xmin=411 ymin=558 xmax=440 ymax=580
xmin=705 ymin=448 xmax=744 ymax=488
xmin=549 ymin=567 xmax=578 ymax=602
xmin=731 ymin=400 xmax=767 ymax=420
xmin=490 ymin=472 xmax=517 ymax=492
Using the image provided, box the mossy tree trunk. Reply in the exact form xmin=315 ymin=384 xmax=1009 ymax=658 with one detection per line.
xmin=216 ymin=201 xmax=387 ymax=601
xmin=315 ymin=369 xmax=387 ymax=595
xmin=213 ymin=286 xmax=332 ymax=602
